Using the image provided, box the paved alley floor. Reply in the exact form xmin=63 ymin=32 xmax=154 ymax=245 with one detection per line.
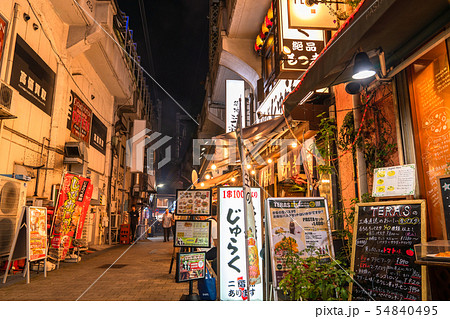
xmin=0 ymin=237 xmax=196 ymax=301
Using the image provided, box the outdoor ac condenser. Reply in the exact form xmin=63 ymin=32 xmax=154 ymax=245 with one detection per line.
xmin=0 ymin=176 xmax=27 ymax=257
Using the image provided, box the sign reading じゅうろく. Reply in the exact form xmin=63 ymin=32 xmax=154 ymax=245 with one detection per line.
xmin=218 ymin=187 xmax=264 ymax=301
xmin=350 ymin=200 xmax=426 ymax=301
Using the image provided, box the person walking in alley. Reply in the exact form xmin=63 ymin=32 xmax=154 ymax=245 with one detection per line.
xmin=129 ymin=205 xmax=139 ymax=242
xmin=162 ymin=209 xmax=173 ymax=242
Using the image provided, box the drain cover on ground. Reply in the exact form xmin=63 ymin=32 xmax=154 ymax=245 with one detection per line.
xmin=97 ymin=264 xmax=127 ymax=269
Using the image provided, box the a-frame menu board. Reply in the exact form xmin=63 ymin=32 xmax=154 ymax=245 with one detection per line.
xmin=3 ymin=206 xmax=47 ymax=284
xmin=349 ymin=200 xmax=427 ymax=301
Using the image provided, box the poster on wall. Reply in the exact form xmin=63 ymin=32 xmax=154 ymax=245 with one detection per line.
xmin=10 ymin=36 xmax=55 ymax=115
xmin=218 ymin=187 xmax=264 ymax=301
xmin=174 ymin=220 xmax=211 ymax=248
xmin=266 ymin=197 xmax=334 ymax=292
xmin=67 ymin=91 xmax=92 ymax=144
xmin=176 ymin=251 xmax=206 ymax=283
xmin=28 ymin=206 xmax=47 ymax=261
xmin=49 ymin=173 xmax=93 ymax=261
xmin=372 ymin=165 xmax=416 ymax=197
xmin=175 ymin=189 xmax=211 ymax=216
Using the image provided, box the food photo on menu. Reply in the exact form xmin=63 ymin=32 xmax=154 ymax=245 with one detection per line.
xmin=177 ymin=190 xmax=211 ymax=215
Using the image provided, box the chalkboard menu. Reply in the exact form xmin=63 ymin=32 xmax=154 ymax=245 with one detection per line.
xmin=438 ymin=175 xmax=450 ymax=239
xmin=350 ymin=200 xmax=427 ymax=301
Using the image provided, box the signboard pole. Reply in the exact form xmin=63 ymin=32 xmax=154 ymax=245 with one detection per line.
xmin=236 ymin=101 xmax=262 ymax=300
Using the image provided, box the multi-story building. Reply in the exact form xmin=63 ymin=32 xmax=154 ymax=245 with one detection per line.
xmin=0 ymin=0 xmax=154 ymax=253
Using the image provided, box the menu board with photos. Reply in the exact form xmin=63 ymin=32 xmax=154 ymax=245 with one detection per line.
xmin=29 ymin=207 xmax=47 ymax=261
xmin=176 ymin=251 xmax=206 ymax=282
xmin=372 ymin=165 xmax=416 ymax=197
xmin=174 ymin=220 xmax=211 ymax=248
xmin=266 ymin=197 xmax=334 ymax=290
xmin=438 ymin=175 xmax=450 ymax=239
xmin=350 ymin=200 xmax=427 ymax=301
xmin=176 ymin=189 xmax=211 ymax=216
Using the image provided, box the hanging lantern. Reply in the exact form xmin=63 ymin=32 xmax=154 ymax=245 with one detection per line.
xmin=261 ymin=21 xmax=269 ymax=36
xmin=255 ymin=34 xmax=264 ymax=51
xmin=265 ymin=15 xmax=273 ymax=29
xmin=267 ymin=5 xmax=273 ymax=22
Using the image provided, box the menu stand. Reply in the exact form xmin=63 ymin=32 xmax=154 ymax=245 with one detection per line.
xmin=180 ymin=216 xmax=200 ymax=301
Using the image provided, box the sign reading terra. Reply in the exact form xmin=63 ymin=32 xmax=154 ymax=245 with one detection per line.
xmin=10 ymin=35 xmax=55 ymax=115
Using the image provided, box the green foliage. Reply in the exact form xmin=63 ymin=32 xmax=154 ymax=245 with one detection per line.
xmin=278 ymin=248 xmax=353 ymax=301
xmin=331 ymin=193 xmax=374 ymax=265
xmin=316 ymin=112 xmax=337 ymax=175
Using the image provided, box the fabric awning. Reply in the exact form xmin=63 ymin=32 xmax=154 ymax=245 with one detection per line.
xmin=196 ymin=170 xmax=238 ymax=189
xmin=283 ymin=0 xmax=450 ymax=114
xmin=213 ymin=115 xmax=287 ymax=142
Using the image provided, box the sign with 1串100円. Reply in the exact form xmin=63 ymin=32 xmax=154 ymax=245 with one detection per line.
xmin=218 ymin=187 xmax=263 ymax=301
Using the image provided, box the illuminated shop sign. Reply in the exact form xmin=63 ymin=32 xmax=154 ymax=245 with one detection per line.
xmin=279 ymin=0 xmax=326 ymax=72
xmin=255 ymin=79 xmax=299 ymax=124
xmin=287 ymin=0 xmax=339 ymax=30
xmin=226 ymin=80 xmax=245 ymax=133
xmin=218 ymin=187 xmax=263 ymax=301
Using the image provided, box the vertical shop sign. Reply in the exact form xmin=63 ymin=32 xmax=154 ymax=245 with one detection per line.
xmin=0 ymin=15 xmax=7 ymax=67
xmin=218 ymin=187 xmax=263 ymax=301
xmin=10 ymin=36 xmax=55 ymax=115
xmin=49 ymin=173 xmax=93 ymax=260
xmin=226 ymin=80 xmax=245 ymax=133
xmin=278 ymin=0 xmax=325 ymax=72
xmin=90 ymin=114 xmax=107 ymax=154
xmin=68 ymin=91 xmax=92 ymax=144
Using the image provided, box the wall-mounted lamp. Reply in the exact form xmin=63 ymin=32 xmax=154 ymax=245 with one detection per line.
xmin=23 ymin=13 xmax=30 ymax=22
xmin=352 ymin=52 xmax=376 ymax=80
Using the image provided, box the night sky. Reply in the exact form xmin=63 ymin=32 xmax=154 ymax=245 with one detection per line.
xmin=117 ymin=0 xmax=209 ymax=190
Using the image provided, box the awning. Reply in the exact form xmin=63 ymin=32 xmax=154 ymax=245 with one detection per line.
xmin=196 ymin=170 xmax=239 ymax=189
xmin=283 ymin=0 xmax=450 ymax=114
xmin=213 ymin=115 xmax=287 ymax=142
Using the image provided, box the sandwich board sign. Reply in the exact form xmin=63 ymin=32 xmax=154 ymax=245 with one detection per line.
xmin=3 ymin=206 xmax=48 ymax=284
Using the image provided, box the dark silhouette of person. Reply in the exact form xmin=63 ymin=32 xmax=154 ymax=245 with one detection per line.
xmin=129 ymin=205 xmax=139 ymax=242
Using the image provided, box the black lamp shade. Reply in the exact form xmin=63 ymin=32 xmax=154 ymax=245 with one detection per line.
xmin=352 ymin=52 xmax=376 ymax=80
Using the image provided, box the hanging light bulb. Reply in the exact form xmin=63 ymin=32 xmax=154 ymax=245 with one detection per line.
xmin=211 ymin=164 xmax=217 ymax=170
xmin=205 ymin=174 xmax=211 ymax=180
xmin=267 ymin=158 xmax=273 ymax=164
xmin=201 ymin=182 xmax=205 ymax=187
xmin=246 ymin=164 xmax=252 ymax=169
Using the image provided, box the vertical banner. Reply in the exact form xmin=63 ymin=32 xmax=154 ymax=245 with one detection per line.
xmin=28 ymin=207 xmax=47 ymax=261
xmin=218 ymin=187 xmax=263 ymax=301
xmin=49 ymin=173 xmax=93 ymax=260
xmin=226 ymin=80 xmax=245 ymax=133
xmin=0 ymin=14 xmax=7 ymax=66
xmin=236 ymin=105 xmax=261 ymax=291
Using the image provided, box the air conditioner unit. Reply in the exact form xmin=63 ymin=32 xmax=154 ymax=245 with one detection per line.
xmin=0 ymin=81 xmax=16 ymax=120
xmin=0 ymin=176 xmax=27 ymax=257
xmin=63 ymin=141 xmax=85 ymax=165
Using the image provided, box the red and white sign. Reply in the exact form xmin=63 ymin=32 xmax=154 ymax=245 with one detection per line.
xmin=49 ymin=173 xmax=93 ymax=260
xmin=218 ymin=187 xmax=263 ymax=301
